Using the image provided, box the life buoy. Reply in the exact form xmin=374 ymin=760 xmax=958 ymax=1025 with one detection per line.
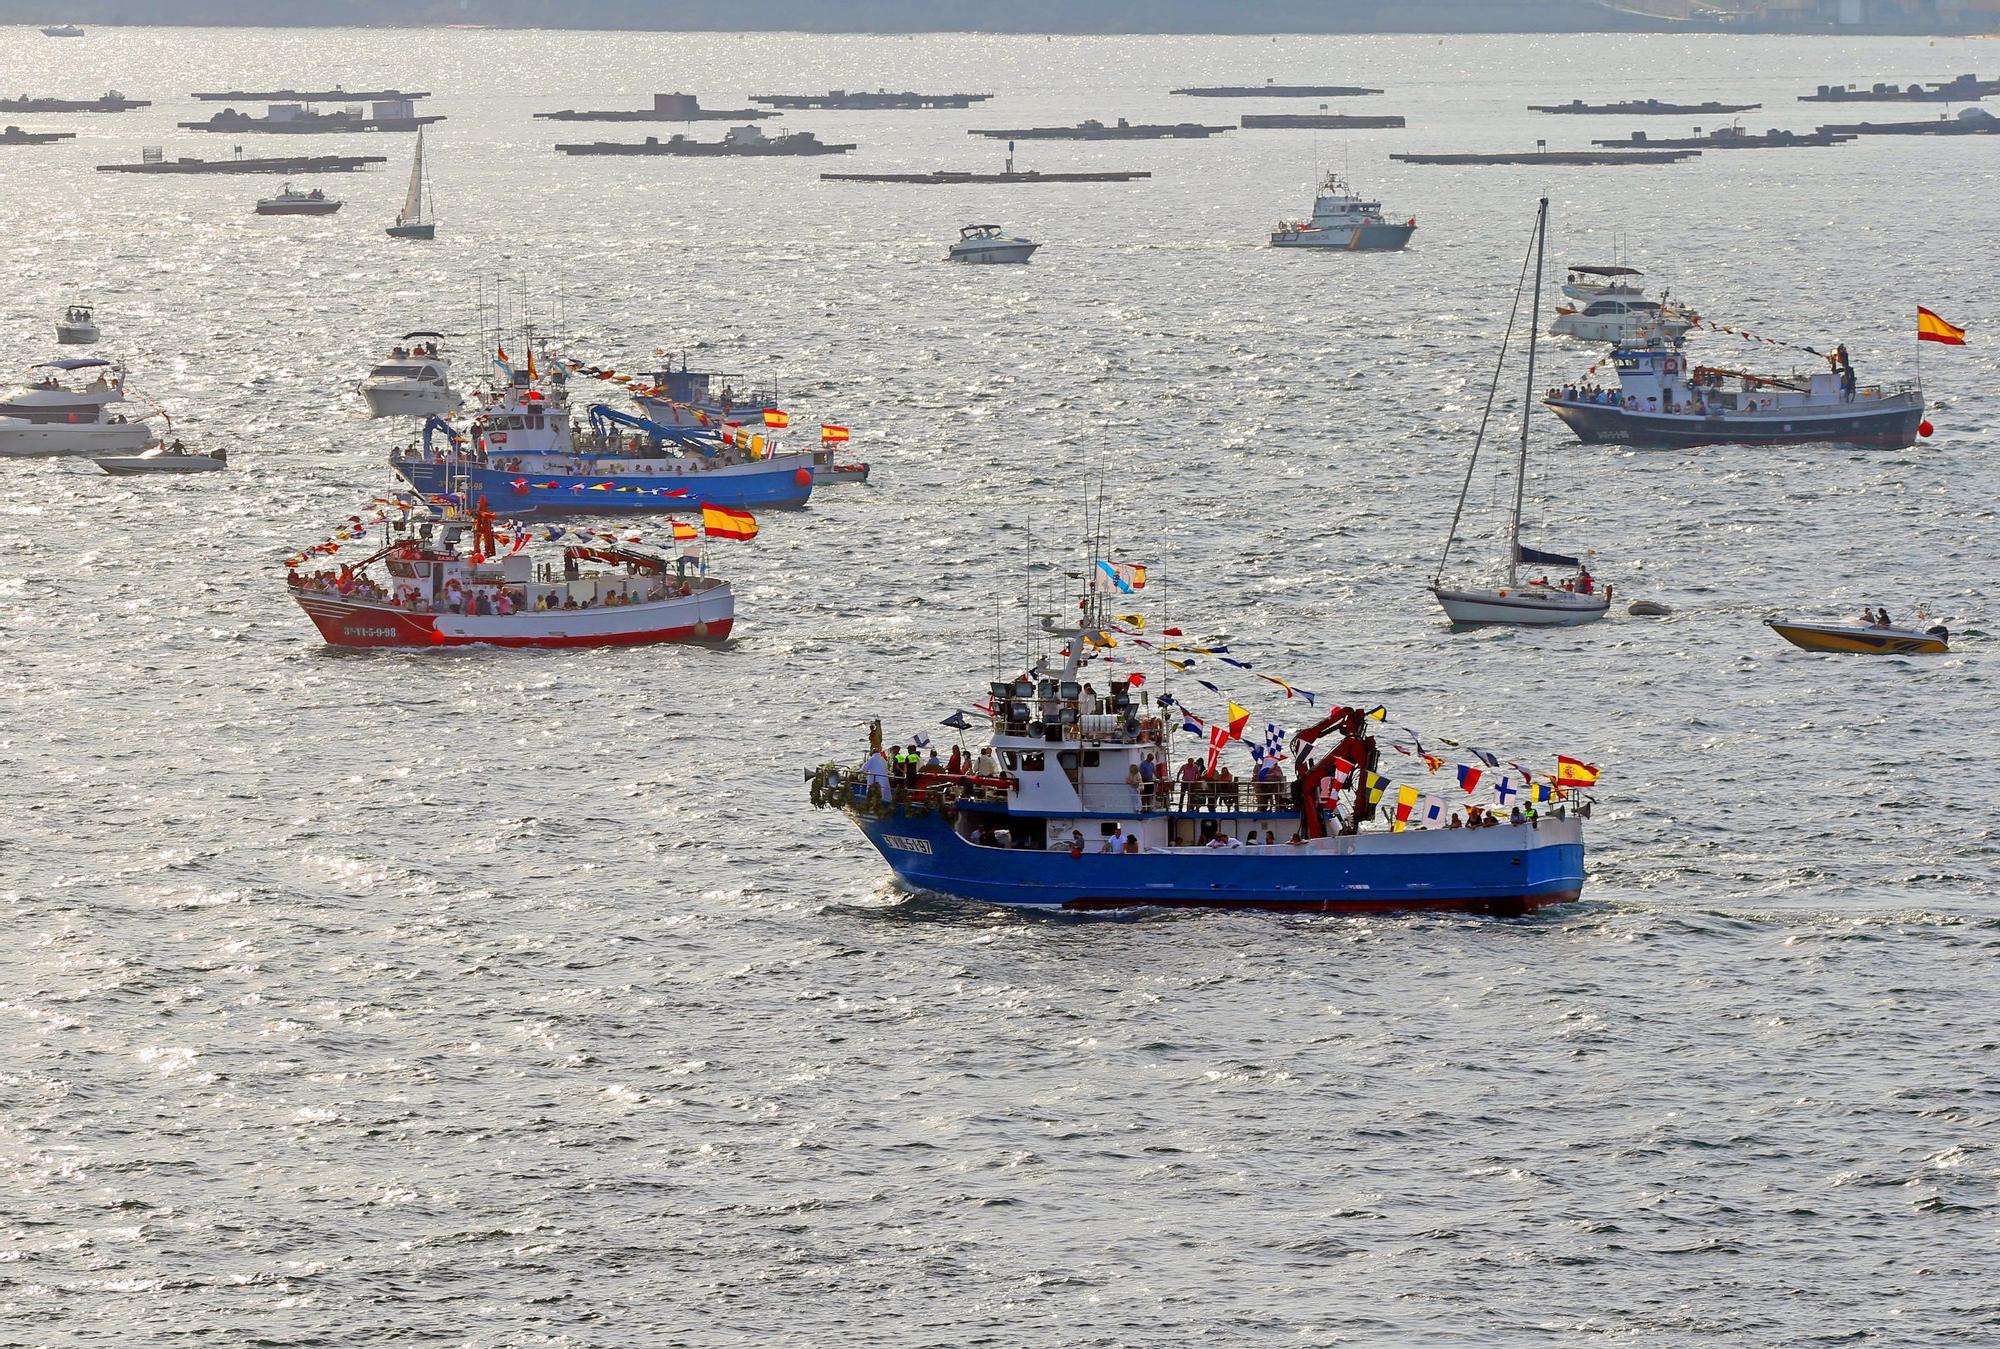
xmin=1663 ymin=357 xmax=1680 ymax=375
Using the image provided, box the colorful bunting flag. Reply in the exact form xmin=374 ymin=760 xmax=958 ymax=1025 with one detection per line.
xmin=1456 ymin=764 xmax=1483 ymax=794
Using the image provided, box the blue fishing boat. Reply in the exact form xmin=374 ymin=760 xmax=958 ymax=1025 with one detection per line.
xmin=390 ymin=359 xmax=815 ymax=514
xmin=808 ymin=582 xmax=1593 ymax=915
xmin=629 ymin=356 xmax=778 ymax=430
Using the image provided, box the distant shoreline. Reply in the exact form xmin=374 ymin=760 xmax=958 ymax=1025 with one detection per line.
xmin=6 ymin=0 xmax=1997 ymax=39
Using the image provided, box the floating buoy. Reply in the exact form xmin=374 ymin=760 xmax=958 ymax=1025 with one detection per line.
xmin=795 ymin=467 xmax=812 ymax=486
xmin=1627 ymin=600 xmax=1670 ymax=617
xmin=1918 ymin=419 xmax=1934 ymax=437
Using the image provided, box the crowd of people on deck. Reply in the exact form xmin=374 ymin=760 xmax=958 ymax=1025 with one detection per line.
xmin=291 ymin=566 xmax=688 ymax=615
xmin=1554 ymin=382 xmax=1775 ymax=417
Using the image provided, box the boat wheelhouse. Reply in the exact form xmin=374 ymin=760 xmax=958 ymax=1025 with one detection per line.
xmin=631 ymin=357 xmax=778 ymax=429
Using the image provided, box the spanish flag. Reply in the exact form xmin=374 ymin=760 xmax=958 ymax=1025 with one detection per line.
xmin=762 ymin=409 xmax=790 ymax=428
xmin=820 ymin=423 xmax=850 ymax=443
xmin=670 ymin=520 xmax=698 ymax=541
xmin=1554 ymin=755 xmax=1601 ymax=788
xmin=1917 ymin=307 xmax=1966 ymax=346
xmin=701 ymin=503 xmax=758 ymax=541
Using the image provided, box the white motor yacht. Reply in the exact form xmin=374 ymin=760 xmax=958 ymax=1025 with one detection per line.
xmin=1550 ymin=294 xmax=1692 ymax=345
xmin=358 ymin=332 xmax=459 ymax=418
xmin=55 ymin=303 xmax=99 ymax=345
xmin=0 ymin=358 xmax=155 ymax=458
xmin=946 ymin=224 xmax=1039 ymax=264
xmin=96 ymin=442 xmax=227 ymax=475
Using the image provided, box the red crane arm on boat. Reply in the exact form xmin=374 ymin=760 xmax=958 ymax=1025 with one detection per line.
xmin=1292 ymin=706 xmax=1379 ymax=840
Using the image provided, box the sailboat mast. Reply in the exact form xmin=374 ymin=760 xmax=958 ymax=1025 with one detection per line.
xmin=1508 ymin=196 xmax=1549 ymax=588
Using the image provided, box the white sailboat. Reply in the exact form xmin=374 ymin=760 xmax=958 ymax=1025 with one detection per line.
xmin=386 ymin=129 xmax=435 ymax=240
xmin=1432 ymin=197 xmax=1611 ymax=627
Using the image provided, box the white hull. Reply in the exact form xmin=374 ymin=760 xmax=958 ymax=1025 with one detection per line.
xmin=948 ymin=242 xmax=1038 ymax=264
xmin=55 ymin=323 xmax=99 ymax=345
xmin=0 ymin=421 xmax=153 ymax=458
xmin=1433 ymin=585 xmax=1610 ymax=627
xmin=362 ymin=384 xmax=461 ymax=418
xmin=1551 ymin=313 xmax=1691 ymax=344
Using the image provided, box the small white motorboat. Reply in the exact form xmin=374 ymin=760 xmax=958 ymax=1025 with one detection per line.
xmin=95 ymin=443 xmax=227 ymax=475
xmin=55 ymin=303 xmax=99 ymax=345
xmin=256 ymin=184 xmax=342 ymax=216
xmin=42 ymin=22 xmax=84 ymax=37
xmin=947 ymin=223 xmax=1038 ymax=264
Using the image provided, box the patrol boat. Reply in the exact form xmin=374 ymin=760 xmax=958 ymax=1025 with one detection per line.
xmin=391 ymin=356 xmax=816 ymax=514
xmin=1270 ymin=172 xmax=1416 ymax=250
xmin=1544 ymin=333 xmax=1924 ymax=449
xmin=807 ymin=591 xmax=1591 ymax=915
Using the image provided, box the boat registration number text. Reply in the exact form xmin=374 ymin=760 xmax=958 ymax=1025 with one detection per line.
xmin=881 ymin=834 xmax=933 ymax=854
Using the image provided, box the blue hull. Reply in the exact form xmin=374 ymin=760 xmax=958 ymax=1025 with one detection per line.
xmin=393 ymin=458 xmax=814 ymax=513
xmin=850 ymin=806 xmax=1585 ymax=914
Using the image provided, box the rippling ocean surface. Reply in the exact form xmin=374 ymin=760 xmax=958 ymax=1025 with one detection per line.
xmin=3 ymin=24 xmax=1997 ymax=1345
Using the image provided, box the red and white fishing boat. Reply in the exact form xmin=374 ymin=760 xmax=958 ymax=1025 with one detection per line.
xmin=287 ymin=498 xmax=734 ymax=649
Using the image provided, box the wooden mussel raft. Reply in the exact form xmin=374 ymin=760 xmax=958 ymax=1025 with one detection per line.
xmin=752 ymin=90 xmax=992 ymax=110
xmin=1591 ymin=126 xmax=1855 ymax=150
xmin=1242 ymin=113 xmax=1406 ymax=129
xmin=1530 ymin=98 xmax=1761 ymax=115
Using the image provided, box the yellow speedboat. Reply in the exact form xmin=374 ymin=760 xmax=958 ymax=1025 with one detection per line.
xmin=1766 ymin=618 xmax=1949 ymax=654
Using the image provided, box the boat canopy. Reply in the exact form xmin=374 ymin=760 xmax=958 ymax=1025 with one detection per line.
xmin=37 ymin=357 xmax=112 ymax=370
xmin=401 ymin=329 xmax=444 ymax=340
xmin=1516 ymin=544 xmax=1582 ymax=568
xmin=1568 ymin=264 xmax=1641 ymax=277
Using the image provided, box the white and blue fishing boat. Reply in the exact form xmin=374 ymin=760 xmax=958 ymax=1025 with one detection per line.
xmin=630 ymin=356 xmax=779 ymax=430
xmin=391 ymin=358 xmax=816 ymax=514
xmin=1544 ymin=333 xmax=1923 ymax=449
xmin=808 ymin=582 xmax=1592 ymax=916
